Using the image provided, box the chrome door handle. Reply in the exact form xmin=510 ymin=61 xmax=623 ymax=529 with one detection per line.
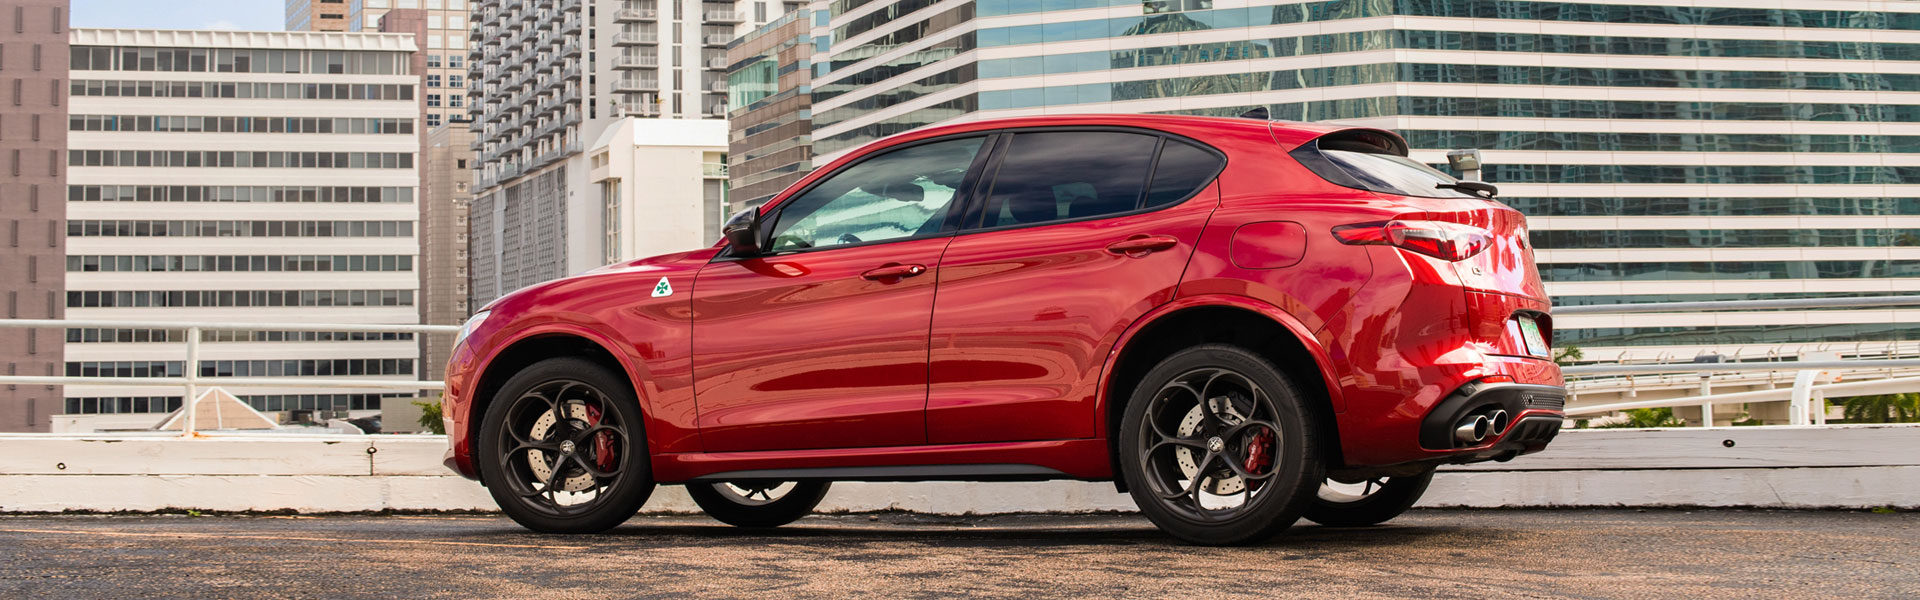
xmin=861 ymin=263 xmax=928 ymax=281
xmin=1107 ymin=235 xmax=1179 ymax=255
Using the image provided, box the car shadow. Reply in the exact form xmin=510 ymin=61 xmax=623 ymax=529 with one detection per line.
xmin=487 ymin=519 xmax=1473 ymax=550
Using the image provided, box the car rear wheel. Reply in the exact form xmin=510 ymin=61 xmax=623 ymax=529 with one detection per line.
xmin=478 ymin=357 xmax=654 ymax=533
xmin=686 ymin=481 xmax=832 ymax=528
xmin=1303 ymin=469 xmax=1435 ymax=527
xmin=1118 ymin=344 xmax=1323 ymax=546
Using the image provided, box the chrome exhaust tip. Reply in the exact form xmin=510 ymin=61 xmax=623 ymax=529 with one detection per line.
xmin=1488 ymin=410 xmax=1511 ymax=437
xmin=1453 ymin=415 xmax=1490 ymax=445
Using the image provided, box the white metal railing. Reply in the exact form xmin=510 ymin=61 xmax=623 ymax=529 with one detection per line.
xmin=0 ymin=319 xmax=456 ymax=437
xmin=1554 ymin=295 xmax=1920 ymax=426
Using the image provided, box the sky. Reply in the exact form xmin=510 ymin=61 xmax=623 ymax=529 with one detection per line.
xmin=71 ymin=0 xmax=284 ymax=31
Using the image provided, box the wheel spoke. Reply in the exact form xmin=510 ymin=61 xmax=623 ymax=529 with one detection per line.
xmin=567 ymin=452 xmax=619 ymax=480
xmin=1157 ymin=450 xmax=1217 ymax=500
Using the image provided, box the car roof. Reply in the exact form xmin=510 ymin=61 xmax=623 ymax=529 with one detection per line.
xmin=875 ymin=113 xmax=1378 ymax=153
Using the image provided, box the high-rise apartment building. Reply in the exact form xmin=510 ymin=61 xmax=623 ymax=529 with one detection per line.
xmin=61 ymin=29 xmax=423 ymax=429
xmin=0 ymin=0 xmax=69 ymax=432
xmin=285 ymin=0 xmax=352 ymax=32
xmin=465 ymin=0 xmax=790 ymax=306
xmin=724 ymin=6 xmax=814 ymax=213
xmin=800 ymin=0 xmax=1920 ymax=362
xmin=350 ymin=0 xmax=473 ymax=129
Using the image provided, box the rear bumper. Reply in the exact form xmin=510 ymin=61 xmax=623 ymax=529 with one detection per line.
xmin=1418 ymin=380 xmax=1565 ymax=458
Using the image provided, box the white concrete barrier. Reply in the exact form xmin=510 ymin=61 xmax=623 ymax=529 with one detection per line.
xmin=1 ymin=425 xmax=1914 ymax=514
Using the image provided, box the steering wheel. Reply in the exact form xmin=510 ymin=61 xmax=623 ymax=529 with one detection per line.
xmin=837 ymin=233 xmax=863 ymax=245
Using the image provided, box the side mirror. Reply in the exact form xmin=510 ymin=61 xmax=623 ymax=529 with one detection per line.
xmin=722 ymin=208 xmax=763 ymax=256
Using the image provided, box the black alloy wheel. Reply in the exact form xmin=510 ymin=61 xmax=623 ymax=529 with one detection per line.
xmin=1303 ymin=469 xmax=1435 ymax=527
xmin=686 ymin=480 xmax=833 ymax=528
xmin=479 ymin=357 xmax=654 ymax=533
xmin=1119 ymin=344 xmax=1323 ymax=545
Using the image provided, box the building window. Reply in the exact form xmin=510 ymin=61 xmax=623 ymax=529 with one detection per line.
xmin=427 ymin=94 xmax=442 ymax=107
xmin=425 ymin=54 xmax=441 ymax=68
xmin=448 ymin=75 xmax=463 ymax=88
xmin=427 ymin=74 xmax=441 ymax=87
xmin=427 ymin=113 xmax=441 ymax=127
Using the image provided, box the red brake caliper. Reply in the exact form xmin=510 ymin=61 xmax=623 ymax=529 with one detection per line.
xmin=1243 ymin=428 xmax=1275 ymax=488
xmin=582 ymin=404 xmax=617 ymax=471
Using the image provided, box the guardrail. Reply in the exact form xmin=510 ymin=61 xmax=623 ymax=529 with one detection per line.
xmin=0 ymin=319 xmax=456 ymax=436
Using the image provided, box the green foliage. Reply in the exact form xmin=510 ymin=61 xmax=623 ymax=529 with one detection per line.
xmin=414 ymin=399 xmax=446 ymax=435
xmin=1872 ymin=506 xmax=1898 ymax=514
xmin=1839 ymin=393 xmax=1920 ymax=424
xmin=1552 ymin=345 xmax=1584 ymax=367
xmin=1594 ymin=407 xmax=1686 ymax=429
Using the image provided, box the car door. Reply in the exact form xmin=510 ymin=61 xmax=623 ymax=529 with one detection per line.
xmin=925 ymin=130 xmax=1227 ymax=444
xmin=691 ymin=135 xmax=993 ymax=452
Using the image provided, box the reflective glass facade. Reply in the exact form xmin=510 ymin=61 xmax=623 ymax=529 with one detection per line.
xmin=811 ymin=0 xmax=1920 ymax=353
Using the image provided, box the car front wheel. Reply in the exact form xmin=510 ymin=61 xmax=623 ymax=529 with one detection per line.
xmin=478 ymin=357 xmax=655 ymax=533
xmin=1118 ymin=344 xmax=1324 ymax=546
xmin=686 ymin=481 xmax=832 ymax=528
xmin=1302 ymin=469 xmax=1435 ymax=527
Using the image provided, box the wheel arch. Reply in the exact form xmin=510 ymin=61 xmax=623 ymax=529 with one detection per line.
xmin=465 ymin=324 xmax=652 ymax=466
xmin=1099 ymin=296 xmax=1345 ymax=491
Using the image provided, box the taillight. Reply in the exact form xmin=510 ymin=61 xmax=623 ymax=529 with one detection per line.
xmin=1332 ymin=220 xmax=1493 ymax=261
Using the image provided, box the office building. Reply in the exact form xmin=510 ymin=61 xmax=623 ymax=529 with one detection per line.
xmin=724 ymin=6 xmax=815 ymax=212
xmin=285 ymin=0 xmax=351 ymax=32
xmin=465 ymin=0 xmax=789 ymax=306
xmin=60 ymin=28 xmax=423 ymax=430
xmin=421 ymin=122 xmax=473 ymax=380
xmin=0 ymin=0 xmax=69 ymax=432
xmin=807 ymin=0 xmax=1920 ymax=361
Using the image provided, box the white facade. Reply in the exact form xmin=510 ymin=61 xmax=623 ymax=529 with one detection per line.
xmin=347 ymin=0 xmax=474 ymax=129
xmin=466 ymin=0 xmax=791 ymax=306
xmin=588 ymin=118 xmax=730 ymax=263
xmin=63 ymin=29 xmax=423 ymax=424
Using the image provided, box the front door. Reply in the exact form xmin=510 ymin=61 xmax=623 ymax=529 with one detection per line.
xmin=691 ymin=135 xmax=991 ymax=452
xmin=926 ymin=131 xmax=1225 ymax=444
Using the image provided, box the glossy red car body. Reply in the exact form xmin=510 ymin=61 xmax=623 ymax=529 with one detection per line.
xmin=441 ymin=114 xmax=1564 ymax=487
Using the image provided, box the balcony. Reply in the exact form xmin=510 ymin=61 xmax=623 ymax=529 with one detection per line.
xmin=559 ymin=39 xmax=582 ymax=57
xmin=614 ymin=8 xmax=657 ymax=22
xmin=560 ymin=16 xmax=582 ymax=35
xmin=616 ymin=102 xmax=660 ymax=117
xmin=704 ymin=10 xmax=745 ymax=23
xmin=705 ymin=104 xmax=727 ymax=118
xmin=614 ymin=55 xmax=658 ymax=69
xmin=705 ymin=57 xmax=729 ymax=69
xmin=703 ymin=33 xmax=734 ymax=46
xmin=613 ymin=32 xmax=657 ymax=46
xmin=702 ymin=162 xmax=728 ymax=178
xmin=614 ymin=78 xmax=660 ymax=93
xmin=705 ymin=80 xmax=726 ymax=92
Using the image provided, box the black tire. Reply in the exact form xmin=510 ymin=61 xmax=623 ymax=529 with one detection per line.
xmin=686 ymin=481 xmax=832 ymax=528
xmin=1118 ymin=344 xmax=1324 ymax=546
xmin=478 ymin=357 xmax=655 ymax=533
xmin=1303 ymin=470 xmax=1434 ymax=527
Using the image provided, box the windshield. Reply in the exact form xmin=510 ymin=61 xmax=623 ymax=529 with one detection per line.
xmin=1320 ymin=149 xmax=1480 ymax=199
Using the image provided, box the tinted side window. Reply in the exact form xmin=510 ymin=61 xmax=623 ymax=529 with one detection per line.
xmin=1144 ymin=139 xmax=1223 ymax=207
xmin=982 ymin=131 xmax=1158 ymax=228
xmin=1321 ymin=150 xmax=1477 ymax=199
xmin=767 ymin=136 xmax=984 ymax=252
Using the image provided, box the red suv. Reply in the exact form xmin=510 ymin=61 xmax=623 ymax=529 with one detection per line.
xmin=441 ymin=114 xmax=1565 ymax=545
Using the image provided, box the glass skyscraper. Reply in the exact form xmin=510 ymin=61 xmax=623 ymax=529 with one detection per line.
xmin=795 ymin=0 xmax=1920 ymax=361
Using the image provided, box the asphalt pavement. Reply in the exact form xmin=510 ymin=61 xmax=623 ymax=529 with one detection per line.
xmin=1 ymin=509 xmax=1913 ymax=599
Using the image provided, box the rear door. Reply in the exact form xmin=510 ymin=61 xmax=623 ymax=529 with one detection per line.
xmin=924 ymin=130 xmax=1226 ymax=444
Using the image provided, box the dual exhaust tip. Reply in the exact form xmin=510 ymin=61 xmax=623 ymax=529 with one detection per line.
xmin=1453 ymin=409 xmax=1511 ymax=446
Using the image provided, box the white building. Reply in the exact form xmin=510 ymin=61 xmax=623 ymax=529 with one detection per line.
xmin=61 ymin=29 xmax=424 ymax=430
xmin=466 ymin=0 xmax=792 ymax=306
xmin=588 ymin=118 xmax=729 ymax=264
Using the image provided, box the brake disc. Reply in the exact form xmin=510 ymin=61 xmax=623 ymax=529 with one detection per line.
xmin=526 ymin=403 xmax=597 ymax=493
xmin=1175 ymin=395 xmax=1249 ymax=495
